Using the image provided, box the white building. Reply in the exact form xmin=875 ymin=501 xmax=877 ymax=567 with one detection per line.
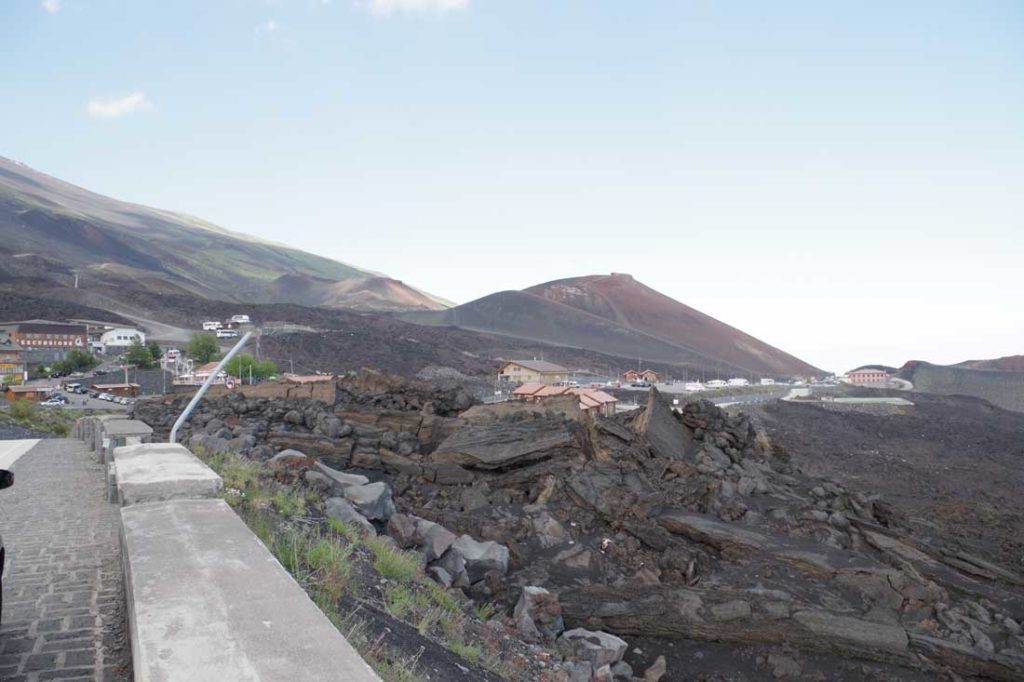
xmin=99 ymin=327 xmax=145 ymax=351
xmin=706 ymin=379 xmax=727 ymax=389
xmin=727 ymin=378 xmax=750 ymax=387
xmin=684 ymin=382 xmax=705 ymax=392
xmin=760 ymin=378 xmax=776 ymax=386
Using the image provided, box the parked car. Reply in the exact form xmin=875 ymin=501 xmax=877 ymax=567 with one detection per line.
xmin=1 ymin=467 xmax=15 ymax=620
xmin=99 ymin=393 xmax=114 ymax=402
xmin=216 ymin=329 xmax=239 ymax=339
xmin=93 ymin=369 xmax=107 ymax=376
xmin=41 ymin=397 xmax=67 ymax=406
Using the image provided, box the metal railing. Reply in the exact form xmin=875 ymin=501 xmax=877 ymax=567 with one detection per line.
xmin=169 ymin=331 xmax=253 ymax=444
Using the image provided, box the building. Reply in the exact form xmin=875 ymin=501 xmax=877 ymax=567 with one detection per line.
xmin=90 ymin=383 xmax=141 ymax=397
xmin=512 ymin=383 xmax=618 ymax=417
xmin=497 ymin=360 xmax=569 ymax=386
xmin=0 ymin=333 xmax=25 ymax=384
xmin=759 ymin=378 xmax=776 ymax=386
xmin=99 ymin=327 xmax=146 ymax=352
xmin=727 ymin=378 xmax=749 ymax=387
xmin=174 ymin=361 xmax=228 ymax=387
xmin=0 ymin=321 xmax=88 ymax=365
xmin=623 ymin=369 xmax=659 ymax=384
xmin=845 ymin=368 xmax=890 ymax=385
xmin=3 ymin=385 xmax=52 ymax=401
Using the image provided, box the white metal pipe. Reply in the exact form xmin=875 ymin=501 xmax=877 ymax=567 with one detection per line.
xmin=169 ymin=331 xmax=253 ymax=444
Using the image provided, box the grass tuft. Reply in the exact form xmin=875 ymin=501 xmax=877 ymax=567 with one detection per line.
xmin=367 ymin=536 xmax=420 ymax=583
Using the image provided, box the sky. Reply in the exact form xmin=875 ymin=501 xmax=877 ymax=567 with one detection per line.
xmin=2 ymin=0 xmax=1023 ymax=373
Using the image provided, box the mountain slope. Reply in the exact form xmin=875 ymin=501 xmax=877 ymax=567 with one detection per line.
xmin=0 ymin=156 xmax=445 ymax=311
xmin=404 ymin=274 xmax=820 ymax=377
xmin=525 ymin=274 xmax=817 ymax=376
xmin=954 ymin=355 xmax=1024 ymax=372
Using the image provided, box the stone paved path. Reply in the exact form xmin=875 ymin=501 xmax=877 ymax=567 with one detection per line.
xmin=0 ymin=439 xmax=131 ymax=681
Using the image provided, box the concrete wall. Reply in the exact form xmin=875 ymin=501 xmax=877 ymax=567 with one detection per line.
xmin=74 ymin=420 xmax=379 ymax=681
xmin=904 ymin=362 xmax=1024 ymax=413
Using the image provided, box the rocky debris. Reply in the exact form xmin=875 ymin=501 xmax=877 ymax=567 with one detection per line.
xmin=514 ymin=586 xmax=564 ymax=642
xmin=384 ymin=513 xmax=458 ymax=563
xmin=558 ymin=628 xmax=628 ymax=668
xmin=451 ymin=535 xmax=510 ymax=582
xmin=432 ymin=549 xmax=470 ymax=588
xmin=314 ymin=461 xmax=369 ymax=491
xmin=325 ymin=497 xmax=376 ymax=536
xmin=642 ymin=655 xmax=666 ymax=681
xmin=416 ymin=519 xmax=457 ymax=562
xmin=343 ymin=481 xmax=396 ymax=520
xmin=431 ymin=413 xmax=574 ymax=470
xmin=630 ymin=387 xmax=698 ymax=461
xmin=267 ymin=449 xmax=317 ymax=471
xmin=135 ymin=377 xmax=1024 ymax=681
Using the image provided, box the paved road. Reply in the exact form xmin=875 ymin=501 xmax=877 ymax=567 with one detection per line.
xmin=0 ymin=439 xmax=131 ymax=681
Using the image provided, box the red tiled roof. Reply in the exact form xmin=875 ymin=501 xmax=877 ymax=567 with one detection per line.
xmin=512 ymin=382 xmax=545 ymax=396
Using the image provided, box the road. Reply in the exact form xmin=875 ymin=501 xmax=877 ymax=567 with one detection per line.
xmin=0 ymin=439 xmax=132 ymax=680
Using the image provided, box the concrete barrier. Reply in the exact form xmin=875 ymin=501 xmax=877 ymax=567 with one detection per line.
xmin=121 ymin=499 xmax=381 ymax=681
xmin=112 ymin=443 xmax=223 ymax=506
xmin=102 ymin=426 xmax=381 ymax=680
xmin=100 ymin=420 xmax=153 ymax=463
xmin=74 ymin=414 xmax=129 ymax=452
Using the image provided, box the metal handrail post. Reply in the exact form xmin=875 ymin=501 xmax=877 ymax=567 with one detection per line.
xmin=169 ymin=331 xmax=253 ymax=444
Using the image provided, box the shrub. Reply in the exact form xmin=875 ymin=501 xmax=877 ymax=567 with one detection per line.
xmin=10 ymin=400 xmax=36 ymax=421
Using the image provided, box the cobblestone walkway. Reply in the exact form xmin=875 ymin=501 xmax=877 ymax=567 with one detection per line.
xmin=0 ymin=439 xmax=131 ymax=681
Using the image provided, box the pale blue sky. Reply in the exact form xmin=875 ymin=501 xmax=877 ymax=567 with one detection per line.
xmin=2 ymin=1 xmax=1022 ymax=372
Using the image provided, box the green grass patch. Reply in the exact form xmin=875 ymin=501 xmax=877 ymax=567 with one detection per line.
xmin=0 ymin=403 xmax=76 ymax=436
xmin=270 ymin=489 xmax=307 ymax=518
xmin=367 ymin=536 xmax=420 ymax=583
xmin=447 ymin=640 xmax=481 ymax=663
xmin=327 ymin=516 xmax=363 ymax=544
xmin=384 ymin=584 xmax=416 ymax=620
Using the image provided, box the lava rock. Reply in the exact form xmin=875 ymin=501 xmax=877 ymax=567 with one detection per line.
xmin=451 ymin=535 xmax=510 ymax=582
xmin=325 ymin=497 xmax=376 ymax=536
xmin=514 ymin=586 xmax=564 ymax=642
xmin=343 ymin=481 xmax=396 ymax=520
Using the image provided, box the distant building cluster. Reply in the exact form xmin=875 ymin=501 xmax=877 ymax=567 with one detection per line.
xmin=844 ymin=368 xmax=891 ymax=385
xmin=623 ymin=369 xmax=659 ymax=384
xmin=497 ymin=360 xmax=569 ymax=386
xmin=512 ymin=382 xmax=618 ymax=417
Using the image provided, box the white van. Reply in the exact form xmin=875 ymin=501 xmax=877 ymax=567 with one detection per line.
xmin=230 ymin=314 xmax=251 ymax=325
xmin=216 ymin=329 xmax=239 ymax=339
xmin=202 ymin=321 xmax=223 ymax=331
